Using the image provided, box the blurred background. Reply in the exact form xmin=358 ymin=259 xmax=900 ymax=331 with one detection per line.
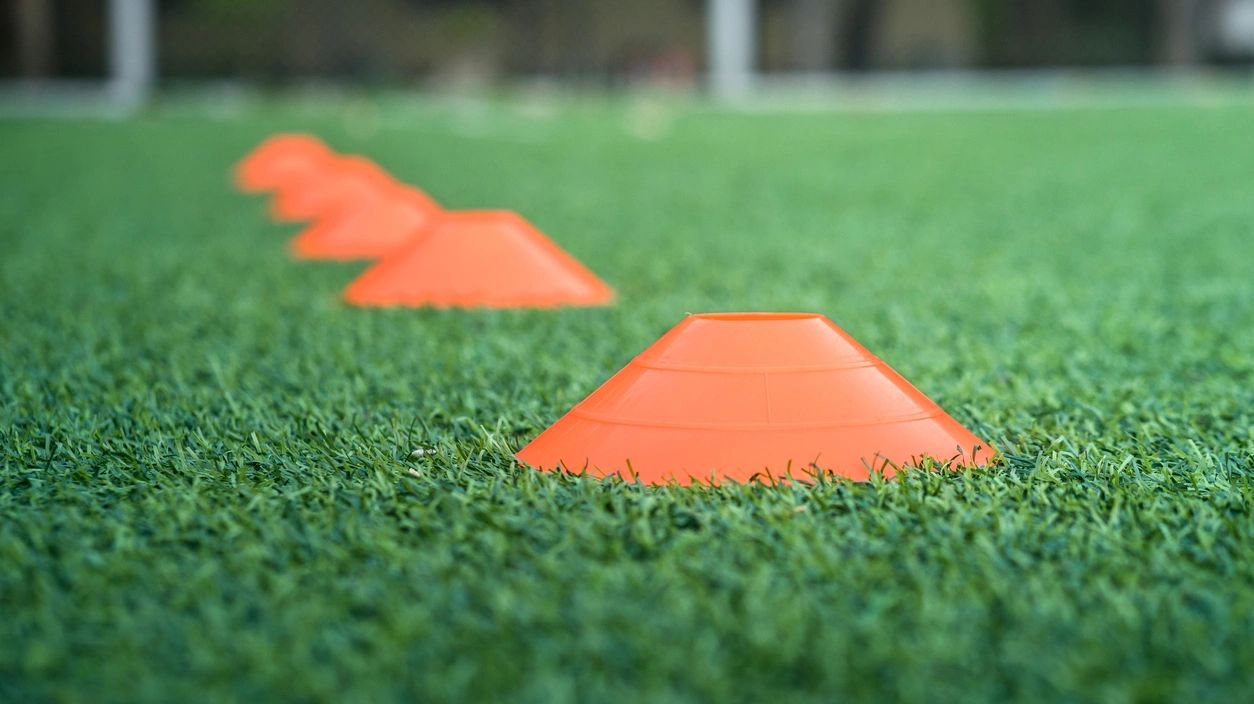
xmin=3 ymin=0 xmax=1254 ymax=111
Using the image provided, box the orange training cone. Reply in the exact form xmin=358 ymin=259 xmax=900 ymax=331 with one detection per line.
xmin=343 ymin=210 xmax=614 ymax=308
xmin=516 ymin=312 xmax=995 ymax=485
xmin=270 ymin=155 xmax=395 ymax=224
xmin=234 ymin=133 xmax=335 ymax=194
xmin=289 ymin=184 xmax=441 ymax=261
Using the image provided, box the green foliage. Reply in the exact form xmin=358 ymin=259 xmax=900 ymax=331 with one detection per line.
xmin=1 ymin=96 xmax=1252 ymax=702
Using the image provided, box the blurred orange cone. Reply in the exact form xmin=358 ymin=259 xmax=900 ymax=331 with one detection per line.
xmin=343 ymin=210 xmax=614 ymax=308
xmin=289 ymin=184 xmax=441 ymax=261
xmin=270 ymin=156 xmax=394 ymax=224
xmin=234 ymin=134 xmax=335 ymax=194
xmin=516 ymin=312 xmax=995 ymax=485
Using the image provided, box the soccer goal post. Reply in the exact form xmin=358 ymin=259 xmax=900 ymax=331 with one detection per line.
xmin=706 ymin=0 xmax=758 ymax=98
xmin=108 ymin=0 xmax=156 ymax=108
xmin=3 ymin=0 xmax=154 ymax=115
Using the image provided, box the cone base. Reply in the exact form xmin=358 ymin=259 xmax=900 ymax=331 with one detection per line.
xmin=344 ymin=291 xmax=613 ymax=309
xmin=516 ymin=416 xmax=993 ymax=485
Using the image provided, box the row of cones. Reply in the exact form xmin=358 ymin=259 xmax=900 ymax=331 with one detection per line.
xmin=235 ymin=133 xmax=615 ymax=308
xmin=234 ymin=134 xmax=995 ymax=485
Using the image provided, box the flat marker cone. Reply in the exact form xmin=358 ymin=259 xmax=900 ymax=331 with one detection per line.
xmin=270 ymin=155 xmax=394 ymax=224
xmin=289 ymin=184 xmax=441 ymax=261
xmin=516 ymin=312 xmax=995 ymax=485
xmin=343 ymin=210 xmax=614 ymax=308
xmin=234 ymin=133 xmax=335 ymax=194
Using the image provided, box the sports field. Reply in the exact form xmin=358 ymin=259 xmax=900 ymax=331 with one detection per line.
xmin=2 ymin=95 xmax=1253 ymax=702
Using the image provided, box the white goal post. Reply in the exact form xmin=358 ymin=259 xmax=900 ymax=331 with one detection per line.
xmin=2 ymin=0 xmax=155 ymax=115
xmin=108 ymin=0 xmax=156 ymax=108
xmin=707 ymin=0 xmax=758 ymax=98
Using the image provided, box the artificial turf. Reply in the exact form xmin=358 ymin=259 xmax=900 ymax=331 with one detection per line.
xmin=2 ymin=94 xmax=1252 ymax=702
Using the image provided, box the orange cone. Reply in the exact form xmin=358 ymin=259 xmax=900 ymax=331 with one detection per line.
xmin=289 ymin=184 xmax=441 ymax=261
xmin=270 ymin=155 xmax=395 ymax=223
xmin=343 ymin=210 xmax=614 ymax=308
xmin=516 ymin=312 xmax=995 ymax=485
xmin=234 ymin=133 xmax=335 ymax=194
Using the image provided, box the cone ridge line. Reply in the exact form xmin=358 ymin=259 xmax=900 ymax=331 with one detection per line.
xmin=478 ymin=212 xmax=614 ymax=298
xmin=630 ymin=357 xmax=882 ymax=374
xmin=565 ymin=407 xmax=944 ymax=431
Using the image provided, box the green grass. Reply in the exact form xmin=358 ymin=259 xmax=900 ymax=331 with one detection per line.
xmin=2 ymin=94 xmax=1253 ymax=703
